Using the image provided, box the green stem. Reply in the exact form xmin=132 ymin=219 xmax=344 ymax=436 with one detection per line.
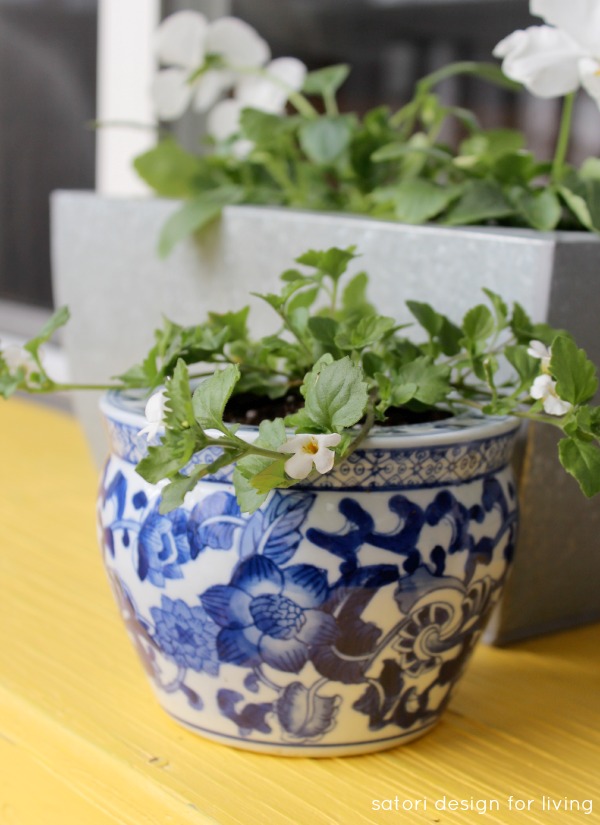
xmin=342 ymin=403 xmax=376 ymax=460
xmin=453 ymin=396 xmax=568 ymax=428
xmin=323 ymin=90 xmax=339 ymax=117
xmin=287 ymin=90 xmax=319 ymax=119
xmin=35 ymin=382 xmax=125 ymax=393
xmin=551 ymin=92 xmax=575 ymax=183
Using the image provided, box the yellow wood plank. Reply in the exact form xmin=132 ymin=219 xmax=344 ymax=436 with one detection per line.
xmin=1 ymin=399 xmax=599 ymax=825
xmin=0 ymin=733 xmax=123 ymax=825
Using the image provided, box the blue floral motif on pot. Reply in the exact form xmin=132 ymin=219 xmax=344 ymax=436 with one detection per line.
xmin=202 ymin=556 xmax=338 ymax=673
xmin=150 ymin=596 xmax=220 ymax=675
xmin=137 ymin=505 xmax=193 ymax=586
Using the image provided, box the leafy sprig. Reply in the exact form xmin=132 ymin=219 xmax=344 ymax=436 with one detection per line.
xmin=3 ymin=246 xmax=600 ymax=509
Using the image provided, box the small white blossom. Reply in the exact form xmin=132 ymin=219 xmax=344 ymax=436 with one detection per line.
xmin=152 ymin=12 xmax=270 ymax=121
xmin=530 ymin=373 xmax=573 ymax=415
xmin=494 ymin=0 xmax=600 ymax=109
xmin=278 ymin=433 xmax=342 ymax=480
xmin=139 ymin=389 xmax=168 ymax=440
xmin=2 ymin=345 xmax=37 ymax=377
xmin=207 ymin=56 xmax=307 ymax=153
xmin=527 ymin=339 xmax=552 ymax=371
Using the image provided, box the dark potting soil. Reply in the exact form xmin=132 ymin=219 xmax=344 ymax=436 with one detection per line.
xmin=223 ymin=390 xmax=451 ymax=428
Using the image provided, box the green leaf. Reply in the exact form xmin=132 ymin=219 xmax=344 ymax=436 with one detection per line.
xmin=444 ymin=180 xmax=514 ymax=226
xmin=370 ymin=142 xmax=452 ymax=164
xmin=390 ymin=382 xmax=419 ymax=408
xmin=207 ymin=307 xmax=250 ymax=343
xmin=581 ymin=179 xmax=600 ymax=230
xmin=298 ymin=116 xmax=353 ymax=164
xmin=509 ymin=302 xmax=535 ymax=342
xmin=249 ymin=458 xmax=290 ymax=494
xmin=23 ymin=306 xmax=70 ymax=363
xmin=233 ymin=418 xmax=287 ymax=513
xmin=302 ymin=64 xmax=350 ymax=97
xmin=296 ymin=247 xmax=357 ymax=282
xmin=513 ymin=188 xmax=561 ymax=231
xmin=233 ymin=468 xmax=269 ymax=513
xmin=0 ymin=372 xmax=20 ymax=399
xmin=493 ymin=151 xmax=537 ymax=184
xmin=406 ymin=301 xmax=462 ymax=355
xmin=571 ymin=406 xmax=600 ymax=438
xmin=341 ymin=272 xmax=375 ymax=317
xmin=416 ymin=61 xmax=521 ymax=96
xmin=371 ymin=180 xmax=462 ymax=224
xmin=303 ymin=356 xmax=368 ymax=430
xmin=459 ymin=129 xmax=525 ymax=162
xmin=164 ymin=359 xmax=196 ymax=430
xmin=307 ymin=316 xmax=339 ymax=349
xmin=394 ymin=357 xmax=451 ymax=406
xmin=482 ymin=289 xmax=508 ymax=328
xmin=158 ymin=472 xmax=201 ymax=513
xmin=239 ymin=108 xmax=297 ymax=144
xmin=504 ymin=345 xmax=539 ymax=387
xmin=559 ymin=436 xmax=600 ymax=497
xmin=335 ymin=315 xmax=396 ymax=350
xmin=557 ymin=185 xmax=594 ymax=231
xmin=136 ymin=427 xmax=198 ymax=484
xmin=192 ymin=364 xmax=240 ymax=431
xmin=580 ymin=157 xmax=600 ymax=181
xmin=462 ymin=305 xmax=495 ymax=343
xmin=158 ymin=187 xmax=244 ymax=257
xmin=551 ymin=335 xmax=598 ymax=406
xmin=287 ymin=285 xmax=319 ymax=313
xmin=133 ymin=139 xmax=204 ymax=197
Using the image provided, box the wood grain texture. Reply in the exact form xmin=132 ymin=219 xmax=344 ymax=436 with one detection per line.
xmin=1 ymin=399 xmax=599 ymax=825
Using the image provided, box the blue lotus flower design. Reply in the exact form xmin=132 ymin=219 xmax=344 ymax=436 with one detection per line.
xmin=150 ymin=596 xmax=220 ymax=675
xmin=201 ymin=556 xmax=337 ymax=673
xmin=136 ymin=505 xmax=192 ymax=586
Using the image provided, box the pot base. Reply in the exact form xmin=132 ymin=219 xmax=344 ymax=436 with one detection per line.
xmin=166 ymin=711 xmax=440 ymax=757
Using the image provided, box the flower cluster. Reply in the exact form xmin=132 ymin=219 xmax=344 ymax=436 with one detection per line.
xmin=5 ymin=245 xmax=597 ymax=509
xmin=527 ymin=339 xmax=573 ymax=416
xmin=152 ymin=10 xmax=306 ymax=155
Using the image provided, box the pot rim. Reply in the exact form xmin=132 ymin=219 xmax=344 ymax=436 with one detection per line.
xmin=100 ymin=389 xmax=521 ymax=450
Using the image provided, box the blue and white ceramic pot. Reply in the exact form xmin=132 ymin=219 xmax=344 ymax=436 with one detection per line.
xmin=97 ymin=391 xmax=520 ymax=756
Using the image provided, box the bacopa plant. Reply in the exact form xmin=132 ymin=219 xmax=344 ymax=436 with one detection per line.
xmin=3 ymin=246 xmax=600 ymax=512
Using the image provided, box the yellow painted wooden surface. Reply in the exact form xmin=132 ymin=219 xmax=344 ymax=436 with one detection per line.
xmin=1 ymin=399 xmax=599 ymax=825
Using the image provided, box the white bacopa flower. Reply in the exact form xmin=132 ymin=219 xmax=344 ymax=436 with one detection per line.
xmin=494 ymin=0 xmax=600 ymax=107
xmin=278 ymin=433 xmax=342 ymax=480
xmin=527 ymin=339 xmax=552 ymax=371
xmin=152 ymin=11 xmax=270 ymax=121
xmin=530 ymin=373 xmax=573 ymax=415
xmin=2 ymin=345 xmax=37 ymax=377
xmin=207 ymin=56 xmax=307 ymax=152
xmin=138 ymin=389 xmax=168 ymax=440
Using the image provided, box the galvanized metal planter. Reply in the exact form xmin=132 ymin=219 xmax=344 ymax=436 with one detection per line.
xmin=51 ymin=191 xmax=600 ymax=644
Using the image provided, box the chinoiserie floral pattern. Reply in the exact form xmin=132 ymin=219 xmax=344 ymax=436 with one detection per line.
xmin=98 ymin=407 xmax=519 ymax=753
